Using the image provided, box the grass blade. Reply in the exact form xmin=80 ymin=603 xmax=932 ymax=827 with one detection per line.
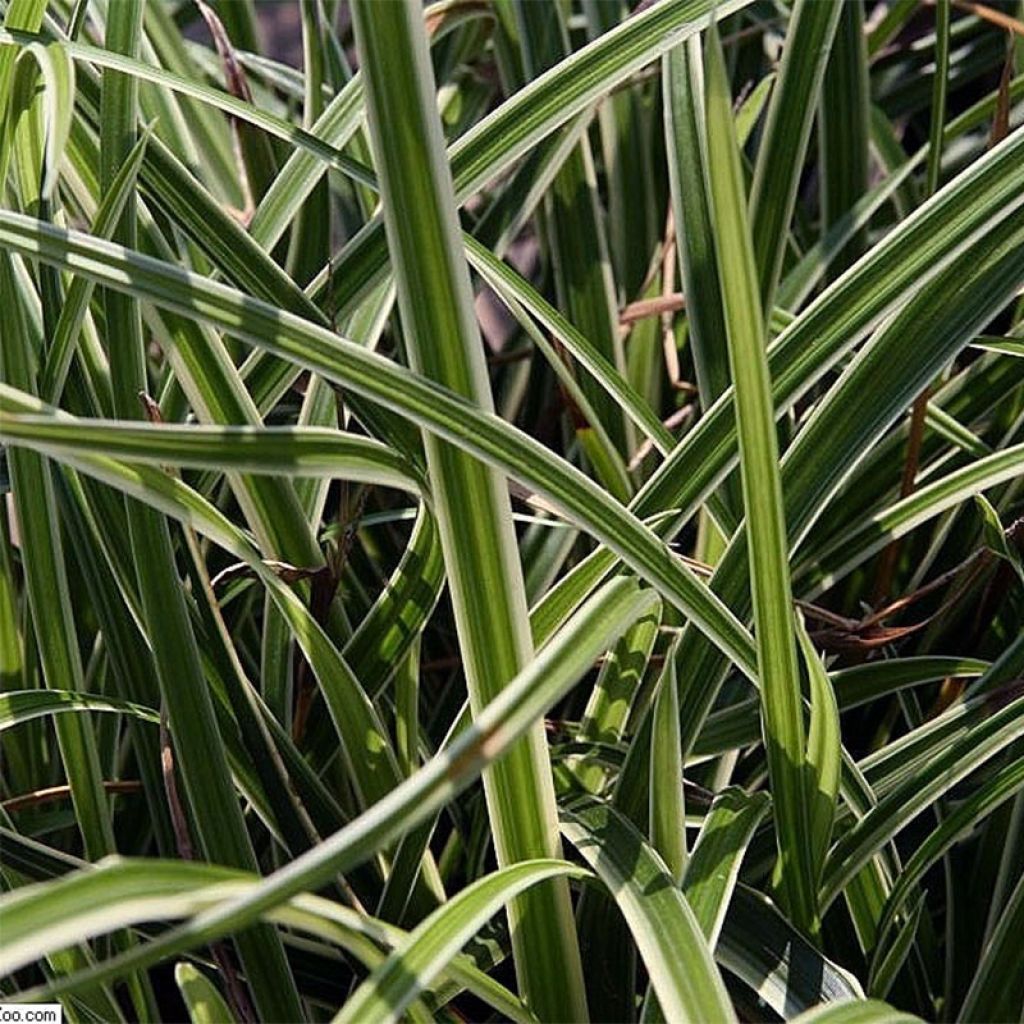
xmin=336 ymin=861 xmax=588 ymax=1024
xmin=560 ymin=801 xmax=736 ymax=1024
xmin=649 ymin=657 xmax=685 ymax=883
xmin=703 ymin=23 xmax=816 ymax=930
xmin=350 ymin=3 xmax=586 ymax=1014
xmin=791 ymin=999 xmax=921 ymax=1024
xmin=683 ymin=787 xmax=770 ymax=946
xmin=174 ymin=963 xmax=236 ymax=1024
xmin=749 ymin=0 xmax=841 ymax=309
xmin=6 ymin=578 xmax=657 ymax=1001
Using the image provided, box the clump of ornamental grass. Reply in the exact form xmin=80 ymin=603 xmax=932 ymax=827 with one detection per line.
xmin=1 ymin=0 xmax=1023 ymax=1021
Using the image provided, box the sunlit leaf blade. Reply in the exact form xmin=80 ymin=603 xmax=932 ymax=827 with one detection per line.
xmin=350 ymin=3 xmax=586 ymax=1014
xmin=174 ymin=963 xmax=236 ymax=1024
xmin=0 ymin=689 xmax=158 ymax=730
xmin=336 ymin=861 xmax=588 ymax=1024
xmin=2 ymin=579 xmax=658 ymax=1000
xmin=16 ymin=41 xmax=74 ymax=200
xmin=790 ymin=998 xmax=921 ymax=1024
xmin=703 ymin=22 xmax=815 ymax=931
xmin=0 ymin=212 xmax=760 ymax=684
xmin=560 ymin=802 xmax=736 ymax=1024
xmin=718 ymin=886 xmax=864 ymax=1016
xmin=683 ymin=787 xmax=769 ymax=947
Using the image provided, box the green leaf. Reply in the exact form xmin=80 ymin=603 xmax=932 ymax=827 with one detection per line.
xmin=0 ymin=254 xmax=115 ymax=863
xmin=318 ymin=0 xmax=753 ymax=316
xmin=10 ymin=578 xmax=658 ymax=1001
xmin=97 ymin=3 xmax=302 ymax=1010
xmin=873 ymin=753 xmax=1024 ymax=957
xmin=39 ymin=122 xmax=151 ymax=404
xmin=649 ymin=656 xmax=685 ymax=883
xmin=976 ymin=493 xmax=1024 ymax=584
xmin=703 ymin=22 xmax=815 ymax=930
xmin=0 ymin=393 xmax=424 ymax=496
xmin=511 ymin=0 xmax=628 ymax=453
xmin=576 ymin=599 xmax=662 ymax=794
xmin=174 ymin=963 xmax=236 ymax=1024
xmin=818 ymin=0 xmax=870 ymax=275
xmin=790 ymin=999 xmax=921 ymax=1024
xmin=336 ymin=860 xmax=589 ymax=1024
xmin=15 ymin=41 xmax=74 ymax=199
xmin=560 ymin=801 xmax=736 ymax=1024
xmin=465 ymin=234 xmax=673 ymax=456
xmin=0 ymin=211 xmax=760 ymax=685
xmin=718 ymin=886 xmax=864 ymax=1015
xmin=351 ymin=2 xmax=586 ymax=1014
xmin=809 ymin=442 xmax=1024 ymax=592
xmin=0 ymin=27 xmax=375 ymax=190
xmin=663 ymin=36 xmax=729 ymax=417
xmin=750 ymin=0 xmax=841 ymax=309
xmin=821 ymin=691 xmax=1024 ymax=907
xmin=0 ymin=689 xmax=158 ymax=731
xmin=683 ymin=787 xmax=770 ymax=946
xmin=798 ymin=619 xmax=841 ymax=887
xmin=869 ymin=892 xmax=925 ymax=999
xmin=0 ymin=857 xmax=527 ymax=1021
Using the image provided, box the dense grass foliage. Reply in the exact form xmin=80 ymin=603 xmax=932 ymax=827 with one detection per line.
xmin=2 ymin=0 xmax=1024 ymax=1021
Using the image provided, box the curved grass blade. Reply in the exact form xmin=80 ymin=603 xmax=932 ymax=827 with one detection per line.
xmin=560 ymin=801 xmax=735 ymax=1024
xmin=465 ymin=234 xmax=673 ymax=455
xmin=868 ymin=892 xmax=925 ymax=999
xmin=0 ymin=848 xmax=534 ymax=1022
xmin=8 ymin=579 xmax=658 ymax=1003
xmin=336 ymin=861 xmax=589 ymax=1024
xmin=696 ymin=657 xmax=990 ymax=757
xmin=0 ymin=27 xmax=376 ymax=189
xmin=683 ymin=787 xmax=770 ymax=947
xmin=343 ymin=504 xmax=446 ymax=698
xmin=0 ymin=689 xmax=158 ymax=731
xmin=0 ymin=400 xmax=423 ymax=495
xmin=174 ymin=963 xmax=235 ymax=1024
xmin=0 ymin=0 xmax=47 ymax=186
xmin=790 ymin=999 xmax=921 ymax=1024
xmin=15 ymin=40 xmax=73 ymax=200
xmin=576 ymin=599 xmax=662 ymax=794
xmin=806 ymin=442 xmax=1024 ymax=595
xmin=0 ymin=212 xmax=760 ymax=682
xmin=873 ymin=754 xmax=1024 ymax=956
xmin=718 ymin=886 xmax=863 ymax=1017
xmin=821 ymin=691 xmax=1024 ymax=907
